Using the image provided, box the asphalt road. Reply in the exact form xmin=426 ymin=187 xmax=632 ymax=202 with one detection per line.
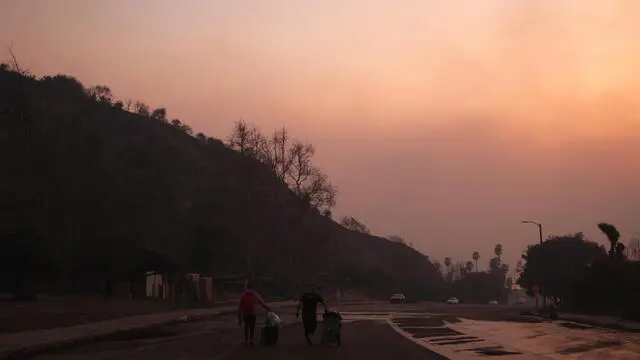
xmin=29 ymin=302 xmax=640 ymax=360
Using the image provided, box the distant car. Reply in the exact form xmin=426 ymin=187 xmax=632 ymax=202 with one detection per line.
xmin=446 ymin=297 xmax=459 ymax=305
xmin=516 ymin=298 xmax=527 ymax=305
xmin=390 ymin=293 xmax=406 ymax=304
xmin=488 ymin=300 xmax=498 ymax=305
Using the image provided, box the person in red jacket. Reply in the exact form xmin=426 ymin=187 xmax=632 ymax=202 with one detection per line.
xmin=238 ymin=283 xmax=271 ymax=345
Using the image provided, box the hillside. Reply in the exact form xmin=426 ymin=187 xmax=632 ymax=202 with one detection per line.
xmin=0 ymin=66 xmax=445 ymax=300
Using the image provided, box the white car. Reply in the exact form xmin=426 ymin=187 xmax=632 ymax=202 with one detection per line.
xmin=446 ymin=297 xmax=459 ymax=304
xmin=488 ymin=300 xmax=498 ymax=305
xmin=390 ymin=293 xmax=406 ymax=304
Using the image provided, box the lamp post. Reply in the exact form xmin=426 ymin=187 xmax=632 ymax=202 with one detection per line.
xmin=521 ymin=220 xmax=543 ymax=245
xmin=522 ymin=220 xmax=544 ymax=309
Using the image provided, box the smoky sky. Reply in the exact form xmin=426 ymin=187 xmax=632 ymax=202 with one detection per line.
xmin=2 ymin=0 xmax=639 ymax=271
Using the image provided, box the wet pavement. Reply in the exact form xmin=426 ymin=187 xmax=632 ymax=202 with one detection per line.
xmin=28 ymin=303 xmax=640 ymax=360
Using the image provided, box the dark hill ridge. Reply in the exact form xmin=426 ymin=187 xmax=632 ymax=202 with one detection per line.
xmin=0 ymin=67 xmax=445 ymax=300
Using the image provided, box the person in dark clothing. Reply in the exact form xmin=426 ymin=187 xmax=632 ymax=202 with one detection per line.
xmin=238 ymin=283 xmax=270 ymax=345
xmin=296 ymin=287 xmax=327 ymax=346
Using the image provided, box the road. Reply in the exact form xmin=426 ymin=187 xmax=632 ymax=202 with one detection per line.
xmin=29 ymin=302 xmax=640 ymax=360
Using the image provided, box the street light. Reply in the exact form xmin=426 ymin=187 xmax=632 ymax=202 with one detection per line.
xmin=522 ymin=220 xmax=544 ymax=309
xmin=521 ymin=220 xmax=543 ymax=245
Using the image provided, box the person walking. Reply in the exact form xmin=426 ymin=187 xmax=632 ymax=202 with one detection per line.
xmin=238 ymin=283 xmax=271 ymax=345
xmin=296 ymin=287 xmax=327 ymax=346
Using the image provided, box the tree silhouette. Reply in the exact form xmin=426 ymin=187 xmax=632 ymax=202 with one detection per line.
xmin=150 ymin=107 xmax=167 ymax=122
xmin=494 ymin=244 xmax=503 ymax=259
xmin=598 ymin=222 xmax=621 ymax=259
xmin=340 ymin=216 xmax=370 ymax=234
xmin=444 ymin=257 xmax=453 ymax=282
xmin=517 ymin=233 xmax=606 ymax=299
xmin=465 ymin=260 xmax=474 ymax=275
xmin=227 ymin=120 xmax=336 ymax=211
xmin=489 ymin=257 xmax=501 ymax=272
xmin=87 ymin=85 xmax=113 ymax=104
xmin=0 ymin=65 xmax=448 ymax=303
xmin=472 ymin=251 xmax=480 ymax=272
xmin=134 ymin=101 xmax=150 ymax=116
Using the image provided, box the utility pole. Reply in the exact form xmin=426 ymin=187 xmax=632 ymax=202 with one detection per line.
xmin=522 ymin=220 xmax=544 ymax=309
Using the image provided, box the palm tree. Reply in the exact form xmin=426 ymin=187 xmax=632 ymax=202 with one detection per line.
xmin=444 ymin=257 xmax=452 ymax=282
xmin=494 ymin=244 xmax=503 ymax=259
xmin=472 ymin=251 xmax=480 ymax=272
xmin=598 ymin=222 xmax=620 ymax=259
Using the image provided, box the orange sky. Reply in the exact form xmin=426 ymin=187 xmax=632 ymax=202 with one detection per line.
xmin=2 ymin=0 xmax=640 ymax=270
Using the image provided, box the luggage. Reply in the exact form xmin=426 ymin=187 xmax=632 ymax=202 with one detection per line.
xmin=261 ymin=325 xmax=279 ymax=346
xmin=266 ymin=311 xmax=281 ymax=327
xmin=321 ymin=310 xmax=342 ymax=347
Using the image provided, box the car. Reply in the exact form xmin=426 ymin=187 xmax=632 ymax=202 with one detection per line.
xmin=488 ymin=300 xmax=498 ymax=305
xmin=516 ymin=297 xmax=527 ymax=305
xmin=446 ymin=297 xmax=459 ymax=304
xmin=390 ymin=293 xmax=406 ymax=304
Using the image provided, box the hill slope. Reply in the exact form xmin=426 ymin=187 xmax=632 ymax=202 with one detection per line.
xmin=0 ymin=67 xmax=445 ymax=300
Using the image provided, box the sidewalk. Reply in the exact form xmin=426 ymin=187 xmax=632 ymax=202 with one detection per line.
xmin=0 ymin=301 xmax=296 ymax=359
xmin=559 ymin=312 xmax=640 ymax=332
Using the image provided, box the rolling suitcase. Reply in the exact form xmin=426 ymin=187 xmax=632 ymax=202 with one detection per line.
xmin=261 ymin=325 xmax=279 ymax=346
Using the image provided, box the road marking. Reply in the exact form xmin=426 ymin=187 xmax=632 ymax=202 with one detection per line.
xmin=385 ymin=314 xmax=548 ymax=359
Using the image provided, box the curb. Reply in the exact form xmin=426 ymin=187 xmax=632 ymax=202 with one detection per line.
xmin=0 ymin=303 xmax=296 ymax=360
xmin=518 ymin=313 xmax=640 ymax=333
xmin=557 ymin=317 xmax=640 ymax=333
xmin=0 ymin=312 xmax=231 ymax=360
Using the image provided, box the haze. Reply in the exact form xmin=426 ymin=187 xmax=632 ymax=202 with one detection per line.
xmin=2 ymin=0 xmax=640 ymax=269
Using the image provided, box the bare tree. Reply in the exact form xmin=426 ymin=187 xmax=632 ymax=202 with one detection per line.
xmin=340 ymin=216 xmax=370 ymax=234
xmin=151 ymin=107 xmax=167 ymax=122
xmin=124 ymin=99 xmax=133 ymax=111
xmin=169 ymin=118 xmax=192 ymax=135
xmin=87 ymin=85 xmax=113 ymax=104
xmin=7 ymin=45 xmax=30 ymax=76
xmin=134 ymin=101 xmax=150 ymax=116
xmin=226 ymin=120 xmax=337 ymax=211
xmin=269 ymin=127 xmax=292 ymax=181
xmin=4 ymin=45 xmax=31 ymax=121
xmin=227 ymin=119 xmax=269 ymax=160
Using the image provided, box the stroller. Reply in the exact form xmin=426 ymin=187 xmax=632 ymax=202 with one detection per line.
xmin=320 ymin=309 xmax=342 ymax=347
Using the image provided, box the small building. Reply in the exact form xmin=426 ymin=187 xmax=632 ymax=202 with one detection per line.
xmin=145 ymin=271 xmax=163 ymax=298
